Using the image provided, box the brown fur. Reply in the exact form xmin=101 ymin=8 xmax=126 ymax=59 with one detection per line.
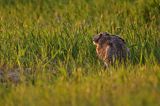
xmin=93 ymin=32 xmax=129 ymax=67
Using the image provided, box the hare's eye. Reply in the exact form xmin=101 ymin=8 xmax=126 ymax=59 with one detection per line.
xmin=99 ymin=33 xmax=103 ymax=38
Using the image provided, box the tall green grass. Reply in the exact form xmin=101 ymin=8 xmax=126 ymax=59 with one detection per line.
xmin=0 ymin=0 xmax=160 ymax=105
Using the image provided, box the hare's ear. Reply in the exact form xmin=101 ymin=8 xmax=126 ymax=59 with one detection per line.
xmin=104 ymin=32 xmax=110 ymax=36
xmin=116 ymin=36 xmax=126 ymax=43
xmin=97 ymin=33 xmax=103 ymax=42
xmin=93 ymin=32 xmax=104 ymax=43
xmin=99 ymin=33 xmax=103 ymax=37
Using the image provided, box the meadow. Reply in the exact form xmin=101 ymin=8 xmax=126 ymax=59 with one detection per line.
xmin=0 ymin=0 xmax=160 ymax=105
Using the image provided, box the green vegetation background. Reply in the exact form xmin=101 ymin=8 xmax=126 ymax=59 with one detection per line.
xmin=0 ymin=0 xmax=160 ymax=106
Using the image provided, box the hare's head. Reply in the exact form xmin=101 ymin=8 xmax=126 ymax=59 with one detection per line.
xmin=93 ymin=32 xmax=112 ymax=47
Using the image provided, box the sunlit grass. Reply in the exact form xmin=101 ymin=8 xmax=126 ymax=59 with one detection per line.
xmin=0 ymin=0 xmax=159 ymax=105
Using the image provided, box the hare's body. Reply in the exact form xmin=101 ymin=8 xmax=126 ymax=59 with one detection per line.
xmin=93 ymin=32 xmax=129 ymax=67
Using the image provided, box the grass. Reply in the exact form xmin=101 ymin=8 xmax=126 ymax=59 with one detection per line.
xmin=0 ymin=0 xmax=160 ymax=105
